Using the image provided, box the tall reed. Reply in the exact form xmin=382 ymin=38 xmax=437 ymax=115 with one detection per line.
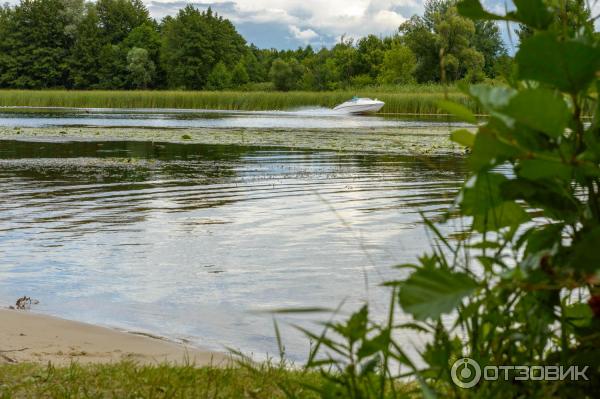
xmin=0 ymin=89 xmax=478 ymax=114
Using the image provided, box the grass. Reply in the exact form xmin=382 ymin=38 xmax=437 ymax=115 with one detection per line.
xmin=0 ymin=88 xmax=478 ymax=115
xmin=0 ymin=361 xmax=418 ymax=398
xmin=0 ymin=361 xmax=325 ymax=398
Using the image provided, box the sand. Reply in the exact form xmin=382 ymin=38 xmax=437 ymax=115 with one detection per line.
xmin=0 ymin=309 xmax=228 ymax=366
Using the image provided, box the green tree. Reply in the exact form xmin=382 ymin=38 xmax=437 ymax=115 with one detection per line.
xmin=243 ymin=49 xmax=266 ymax=82
xmin=330 ymin=37 xmax=358 ymax=84
xmin=96 ymin=0 xmax=150 ymax=44
xmin=434 ymin=5 xmax=483 ymax=81
xmin=96 ymin=44 xmax=127 ymax=89
xmin=160 ymin=7 xmax=212 ymax=89
xmin=0 ymin=0 xmax=80 ymax=88
xmin=269 ymin=58 xmax=303 ymax=91
xmin=231 ymin=61 xmax=249 ymax=86
xmin=473 ymin=20 xmax=505 ymax=77
xmin=378 ymin=45 xmax=416 ymax=84
xmin=67 ymin=3 xmax=103 ymax=88
xmin=122 ymin=23 xmax=163 ymax=86
xmin=206 ymin=61 xmax=232 ymax=90
xmin=160 ymin=6 xmax=246 ymax=89
xmin=399 ymin=15 xmax=440 ymax=82
xmin=356 ymin=35 xmax=387 ymax=79
xmin=126 ymin=47 xmax=154 ymax=88
xmin=400 ymin=0 xmax=501 ymax=83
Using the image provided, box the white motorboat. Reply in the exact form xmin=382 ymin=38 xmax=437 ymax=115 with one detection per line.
xmin=333 ymin=97 xmax=385 ymax=114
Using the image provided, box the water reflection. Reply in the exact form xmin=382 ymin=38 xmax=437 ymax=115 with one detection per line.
xmin=0 ymin=139 xmax=466 ymax=360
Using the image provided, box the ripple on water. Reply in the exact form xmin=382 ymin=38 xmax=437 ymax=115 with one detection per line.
xmin=0 ymin=139 xmax=466 ymax=361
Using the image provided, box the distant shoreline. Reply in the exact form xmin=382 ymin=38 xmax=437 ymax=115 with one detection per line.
xmin=0 ymin=308 xmax=228 ymax=366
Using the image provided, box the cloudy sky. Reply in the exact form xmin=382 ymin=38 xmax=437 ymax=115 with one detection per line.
xmin=7 ymin=0 xmax=597 ymax=50
xmin=145 ymin=0 xmax=518 ymax=49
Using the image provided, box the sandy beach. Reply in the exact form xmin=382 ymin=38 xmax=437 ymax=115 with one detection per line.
xmin=0 ymin=309 xmax=228 ymax=366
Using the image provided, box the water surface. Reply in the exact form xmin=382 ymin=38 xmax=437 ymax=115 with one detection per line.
xmin=0 ymin=139 xmax=466 ymax=360
xmin=0 ymin=107 xmax=470 ymax=130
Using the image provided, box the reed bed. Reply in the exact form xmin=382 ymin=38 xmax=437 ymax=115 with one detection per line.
xmin=0 ymin=89 xmax=478 ymax=114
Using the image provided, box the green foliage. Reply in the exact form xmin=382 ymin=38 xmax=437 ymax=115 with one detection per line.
xmin=398 ymin=264 xmax=479 ymax=320
xmin=67 ymin=4 xmax=103 ymax=88
xmin=299 ymin=1 xmax=600 ymax=397
xmin=400 ymin=0 xmax=504 ymax=83
xmin=96 ymin=0 xmax=149 ymax=44
xmin=206 ymin=61 xmax=232 ymax=91
xmin=0 ymin=0 xmax=77 ymax=88
xmin=270 ymin=58 xmax=304 ymax=91
xmin=160 ymin=6 xmax=246 ymax=90
xmin=378 ymin=45 xmax=416 ymax=85
xmin=231 ymin=62 xmax=249 ymax=86
xmin=126 ymin=47 xmax=155 ymax=89
xmin=0 ymin=0 xmax=506 ymax=90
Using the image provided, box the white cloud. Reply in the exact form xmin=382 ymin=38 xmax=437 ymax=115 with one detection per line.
xmin=146 ymin=0 xmax=421 ymax=47
xmin=289 ymin=25 xmax=319 ymax=42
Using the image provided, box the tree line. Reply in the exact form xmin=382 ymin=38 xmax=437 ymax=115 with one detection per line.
xmin=0 ymin=0 xmax=509 ymax=91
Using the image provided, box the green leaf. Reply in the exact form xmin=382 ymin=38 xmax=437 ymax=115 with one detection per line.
xmin=469 ymin=241 xmax=501 ymax=250
xmin=398 ymin=268 xmax=478 ymax=320
xmin=502 ymin=179 xmax=580 ymax=221
xmin=517 ymin=33 xmax=600 ymax=93
xmin=512 ymin=0 xmax=553 ymax=29
xmin=469 ymin=84 xmax=516 ymax=111
xmin=523 ymin=224 xmax=563 ymax=256
xmin=564 ymin=303 xmax=593 ymax=328
xmin=450 ymin=129 xmax=476 ymax=147
xmin=518 ymin=159 xmax=572 ymax=180
xmin=472 ymin=201 xmax=530 ymax=232
xmin=338 ymin=305 xmax=369 ymax=342
xmin=460 ymin=172 xmax=507 ymax=215
xmin=468 ymin=128 xmax=519 ymax=171
xmin=438 ymin=100 xmax=477 ymax=124
xmin=357 ymin=329 xmax=389 ymax=359
xmin=502 ymin=88 xmax=569 ymax=138
xmin=569 ymin=227 xmax=600 ymax=272
xmin=457 ymin=0 xmax=502 ymax=20
xmin=457 ymin=0 xmax=552 ymax=29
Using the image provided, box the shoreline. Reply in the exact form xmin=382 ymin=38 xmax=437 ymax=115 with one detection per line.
xmin=0 ymin=308 xmax=228 ymax=366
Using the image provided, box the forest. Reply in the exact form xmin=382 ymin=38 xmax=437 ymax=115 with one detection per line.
xmin=0 ymin=0 xmax=509 ymax=91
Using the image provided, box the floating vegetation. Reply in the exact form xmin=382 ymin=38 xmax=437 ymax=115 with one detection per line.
xmin=0 ymin=126 xmax=466 ymax=155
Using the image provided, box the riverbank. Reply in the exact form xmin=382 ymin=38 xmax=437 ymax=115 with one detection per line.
xmin=0 ymin=309 xmax=227 ymax=366
xmin=0 ymin=88 xmax=476 ymax=114
xmin=0 ymin=126 xmax=467 ymax=155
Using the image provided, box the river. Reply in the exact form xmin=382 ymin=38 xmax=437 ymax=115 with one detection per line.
xmin=0 ymin=108 xmax=467 ymax=361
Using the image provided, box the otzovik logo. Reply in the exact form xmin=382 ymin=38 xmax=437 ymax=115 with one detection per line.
xmin=450 ymin=358 xmax=590 ymax=389
xmin=451 ymin=358 xmax=481 ymax=388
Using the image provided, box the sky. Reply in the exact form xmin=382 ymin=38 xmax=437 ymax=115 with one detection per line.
xmin=146 ymin=0 xmax=514 ymax=49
